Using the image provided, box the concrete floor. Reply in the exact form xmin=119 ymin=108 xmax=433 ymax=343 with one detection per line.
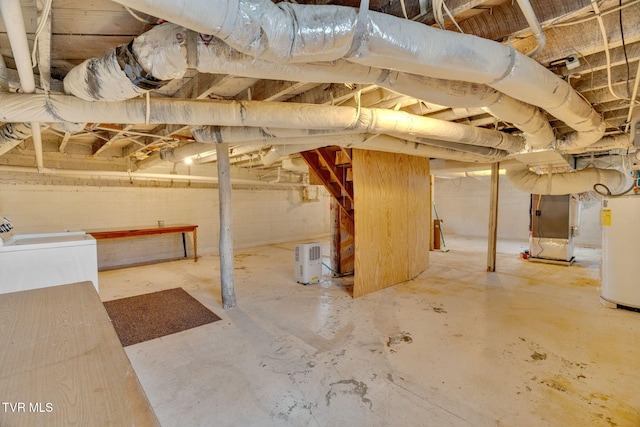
xmin=98 ymin=237 xmax=640 ymax=427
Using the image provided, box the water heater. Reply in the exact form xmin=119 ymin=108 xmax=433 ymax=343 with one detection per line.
xmin=295 ymin=242 xmax=322 ymax=285
xmin=601 ymin=195 xmax=640 ymax=309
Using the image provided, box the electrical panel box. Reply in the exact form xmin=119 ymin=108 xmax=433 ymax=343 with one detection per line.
xmin=295 ymin=242 xmax=322 ymax=285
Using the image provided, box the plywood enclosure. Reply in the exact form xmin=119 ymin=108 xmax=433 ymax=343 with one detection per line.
xmin=353 ymin=150 xmax=430 ymax=297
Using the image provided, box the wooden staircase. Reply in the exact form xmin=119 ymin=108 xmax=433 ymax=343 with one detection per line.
xmin=300 ymin=147 xmax=354 ymax=223
xmin=300 ymin=146 xmax=355 ymax=276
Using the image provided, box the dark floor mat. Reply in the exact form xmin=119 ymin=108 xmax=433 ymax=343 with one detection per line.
xmin=103 ymin=288 xmax=221 ymax=347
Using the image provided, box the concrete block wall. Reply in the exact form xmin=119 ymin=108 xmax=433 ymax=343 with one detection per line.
xmin=434 ymin=176 xmax=602 ymax=247
xmin=0 ymin=181 xmax=331 ymax=269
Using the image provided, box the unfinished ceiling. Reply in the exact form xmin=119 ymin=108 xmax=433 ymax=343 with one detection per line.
xmin=0 ymin=0 xmax=638 ymax=184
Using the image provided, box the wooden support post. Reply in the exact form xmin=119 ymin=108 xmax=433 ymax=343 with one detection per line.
xmin=430 ymin=175 xmax=435 ymax=251
xmin=216 ymin=143 xmax=237 ymax=309
xmin=487 ymin=162 xmax=500 ymax=272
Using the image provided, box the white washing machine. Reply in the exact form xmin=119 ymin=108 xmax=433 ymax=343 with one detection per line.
xmin=601 ymin=196 xmax=640 ymax=309
xmin=0 ymin=232 xmax=98 ymax=294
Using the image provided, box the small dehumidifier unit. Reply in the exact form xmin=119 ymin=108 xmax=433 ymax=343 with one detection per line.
xmin=295 ymin=242 xmax=322 ymax=285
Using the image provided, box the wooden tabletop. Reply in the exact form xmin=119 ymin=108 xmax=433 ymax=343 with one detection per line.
xmin=0 ymin=282 xmax=159 ymax=426
xmin=88 ymin=224 xmax=197 ymax=239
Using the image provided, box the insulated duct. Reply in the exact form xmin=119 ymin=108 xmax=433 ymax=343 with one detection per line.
xmin=356 ymin=134 xmax=509 ymax=163
xmin=190 ymin=126 xmax=365 ymax=145
xmin=187 ymin=108 xmax=529 ymax=154
xmin=0 ymin=92 xmax=522 ymax=157
xmin=190 ymin=129 xmax=507 ymax=165
xmin=0 ymin=122 xmax=36 ymax=155
xmin=110 ymin=0 xmax=604 ymax=148
xmin=506 ymin=167 xmax=631 ymax=195
xmin=64 ymin=23 xmax=553 ymax=149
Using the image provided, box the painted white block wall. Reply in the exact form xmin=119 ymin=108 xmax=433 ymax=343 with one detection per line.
xmin=0 ymin=182 xmax=331 ymax=269
xmin=434 ymin=176 xmax=602 ymax=247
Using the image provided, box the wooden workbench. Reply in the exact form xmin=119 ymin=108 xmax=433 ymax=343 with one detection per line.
xmin=0 ymin=281 xmax=159 ymax=426
xmin=89 ymin=224 xmax=198 ymax=262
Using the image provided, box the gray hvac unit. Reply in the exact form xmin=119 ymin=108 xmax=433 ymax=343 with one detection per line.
xmin=529 ymin=194 xmax=580 ymax=264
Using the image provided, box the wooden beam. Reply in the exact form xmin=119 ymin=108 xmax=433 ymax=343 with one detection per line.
xmin=430 ymin=174 xmax=435 ymax=251
xmin=383 ymin=0 xmax=486 ymax=25
xmin=455 ymin=0 xmax=592 ymax=42
xmin=582 ymin=81 xmax=640 ymax=105
xmin=289 ymin=82 xmax=376 ymax=105
xmin=487 ymin=162 xmax=500 ymax=272
xmin=250 ymin=79 xmax=312 ymax=101
xmin=93 ymin=124 xmax=134 ymax=157
xmin=58 ymin=132 xmax=71 ymax=153
xmin=573 ymin=61 xmax=639 ymax=93
xmin=339 ymin=147 xmax=352 ymax=162
xmin=172 ymin=73 xmax=236 ymax=100
xmin=513 ymin=2 xmax=640 ymax=64
xmin=562 ymin=41 xmax=640 ymax=76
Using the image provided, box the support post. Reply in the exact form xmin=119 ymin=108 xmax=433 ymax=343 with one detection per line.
xmin=487 ymin=162 xmax=500 ymax=272
xmin=216 ymin=143 xmax=236 ymax=309
xmin=430 ymin=174 xmax=435 ymax=251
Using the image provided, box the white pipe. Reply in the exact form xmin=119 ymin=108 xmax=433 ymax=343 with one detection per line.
xmin=624 ymin=62 xmax=640 ymax=133
xmin=193 ymin=112 xmax=525 ymax=153
xmin=191 ymin=129 xmax=512 ymax=164
xmin=506 ymin=167 xmax=631 ymax=195
xmin=189 ymin=130 xmax=511 ymax=167
xmin=0 ymin=0 xmax=44 ymax=170
xmin=0 ymin=165 xmax=309 ymax=186
xmin=515 ymin=0 xmax=546 ymax=57
xmin=354 ymin=134 xmax=509 ymax=163
xmin=0 ymin=0 xmax=35 ymax=93
xmin=191 ymin=125 xmax=361 ymax=145
xmin=30 ymin=121 xmax=43 ymax=169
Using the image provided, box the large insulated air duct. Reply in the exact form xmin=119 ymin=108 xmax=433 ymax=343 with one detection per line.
xmin=64 ymin=23 xmax=553 ymax=149
xmin=189 ymin=130 xmax=508 ymax=165
xmin=110 ymin=0 xmax=604 ymax=149
xmin=506 ymin=167 xmax=631 ymax=195
xmin=64 ymin=23 xmax=553 ymax=148
xmin=0 ymin=92 xmax=522 ymax=157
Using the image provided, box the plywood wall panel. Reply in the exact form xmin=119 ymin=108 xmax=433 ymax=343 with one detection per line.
xmin=353 ymin=150 xmax=430 ymax=297
xmin=408 ymin=155 xmax=432 ymax=276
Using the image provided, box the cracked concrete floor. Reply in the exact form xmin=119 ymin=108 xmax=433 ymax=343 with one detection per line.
xmin=98 ymin=237 xmax=640 ymax=427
